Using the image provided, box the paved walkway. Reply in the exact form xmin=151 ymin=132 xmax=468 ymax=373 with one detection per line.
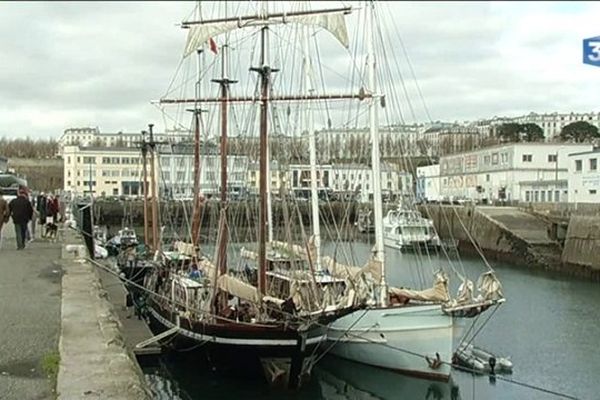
xmin=0 ymin=224 xmax=62 ymax=400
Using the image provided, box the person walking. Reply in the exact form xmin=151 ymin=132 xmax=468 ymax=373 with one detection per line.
xmin=0 ymin=192 xmax=9 ymax=248
xmin=8 ymin=186 xmax=34 ymax=250
xmin=37 ymin=192 xmax=47 ymax=238
xmin=29 ymin=195 xmax=38 ymax=241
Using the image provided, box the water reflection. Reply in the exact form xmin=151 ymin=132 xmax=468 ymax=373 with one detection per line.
xmin=315 ymin=356 xmax=461 ymax=400
xmin=144 ymin=354 xmax=462 ymax=400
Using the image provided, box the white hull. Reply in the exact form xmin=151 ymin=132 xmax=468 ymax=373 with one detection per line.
xmin=327 ymin=304 xmax=454 ymax=381
xmin=383 ymin=235 xmax=441 ymax=251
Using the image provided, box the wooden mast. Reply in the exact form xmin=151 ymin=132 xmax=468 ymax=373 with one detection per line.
xmin=212 ymin=42 xmax=236 ymax=275
xmin=252 ymin=23 xmax=277 ymax=298
xmin=148 ymin=124 xmax=160 ymax=253
xmin=141 ymin=131 xmax=150 ymax=247
xmin=190 ymin=48 xmax=204 ymax=251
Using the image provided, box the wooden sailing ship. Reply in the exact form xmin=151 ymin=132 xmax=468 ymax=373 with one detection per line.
xmin=138 ymin=2 xmax=363 ymax=389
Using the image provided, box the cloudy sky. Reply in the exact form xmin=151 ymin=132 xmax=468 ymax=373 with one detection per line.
xmin=1 ymin=1 xmax=599 ymax=140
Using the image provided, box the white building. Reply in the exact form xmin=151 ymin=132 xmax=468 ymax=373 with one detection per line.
xmin=58 ymin=127 xmax=190 ymax=156
xmin=416 ymin=164 xmax=440 ymax=202
xmin=438 ymin=143 xmax=593 ymax=203
xmin=511 ymin=112 xmax=600 ymax=140
xmin=316 ymin=125 xmax=423 ymax=161
xmin=246 ymin=162 xmax=412 ymax=203
xmin=0 ymin=156 xmax=7 ymax=173
xmin=159 ymin=152 xmax=249 ymax=200
xmin=63 ymin=144 xmax=250 ymax=199
xmin=63 ymin=145 xmax=143 ymax=197
xmin=568 ymin=148 xmax=600 ymax=203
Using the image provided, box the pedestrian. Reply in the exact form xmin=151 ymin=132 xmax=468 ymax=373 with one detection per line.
xmin=29 ymin=195 xmax=38 ymax=242
xmin=8 ymin=186 xmax=34 ymax=250
xmin=0 ymin=192 xmax=9 ymax=248
xmin=37 ymin=192 xmax=47 ymax=238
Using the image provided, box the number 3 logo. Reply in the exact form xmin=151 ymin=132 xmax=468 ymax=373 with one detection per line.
xmin=587 ymin=41 xmax=600 ymax=62
xmin=584 ymin=36 xmax=600 ymax=66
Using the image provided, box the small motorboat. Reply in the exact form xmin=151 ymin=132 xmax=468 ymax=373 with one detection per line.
xmin=453 ymin=343 xmax=513 ymax=374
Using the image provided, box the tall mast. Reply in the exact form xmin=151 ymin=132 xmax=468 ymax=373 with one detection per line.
xmin=212 ymin=1 xmax=237 ymax=275
xmin=264 ymin=1 xmax=274 ymax=245
xmin=303 ymin=19 xmax=321 ymax=271
xmin=148 ymin=124 xmax=160 ymax=253
xmin=190 ymin=49 xmax=204 ymax=250
xmin=366 ymin=1 xmax=386 ymax=305
xmin=252 ymin=15 xmax=277 ymax=297
xmin=141 ymin=132 xmax=150 ymax=247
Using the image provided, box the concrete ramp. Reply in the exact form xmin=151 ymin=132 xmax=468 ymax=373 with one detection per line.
xmin=477 ymin=206 xmax=553 ymax=245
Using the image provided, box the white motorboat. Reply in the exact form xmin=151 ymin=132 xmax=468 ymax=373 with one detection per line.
xmin=383 ymin=207 xmax=441 ymax=251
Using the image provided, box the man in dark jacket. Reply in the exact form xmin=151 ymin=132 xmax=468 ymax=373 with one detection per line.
xmin=9 ymin=186 xmax=33 ymax=250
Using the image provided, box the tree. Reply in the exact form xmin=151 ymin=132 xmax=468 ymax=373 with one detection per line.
xmin=521 ymin=123 xmax=544 ymax=142
xmin=559 ymin=121 xmax=600 ymax=143
xmin=496 ymin=123 xmax=522 ymax=142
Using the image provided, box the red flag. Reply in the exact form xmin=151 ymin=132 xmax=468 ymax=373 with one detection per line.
xmin=208 ymin=37 xmax=218 ymax=54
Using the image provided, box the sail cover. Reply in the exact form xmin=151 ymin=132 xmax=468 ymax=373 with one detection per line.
xmin=184 ymin=11 xmax=350 ymax=57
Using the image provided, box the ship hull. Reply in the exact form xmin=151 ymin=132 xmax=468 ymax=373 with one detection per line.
xmin=147 ymin=304 xmax=327 ymax=389
xmin=326 ymin=304 xmax=454 ymax=381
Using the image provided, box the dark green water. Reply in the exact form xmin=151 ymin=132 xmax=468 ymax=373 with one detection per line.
xmin=142 ymin=241 xmax=600 ymax=399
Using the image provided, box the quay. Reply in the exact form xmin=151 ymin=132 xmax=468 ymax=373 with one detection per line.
xmin=0 ymin=224 xmax=152 ymax=399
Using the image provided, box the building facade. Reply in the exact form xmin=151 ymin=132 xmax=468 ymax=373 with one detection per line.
xmin=63 ymin=145 xmax=250 ymax=199
xmin=58 ymin=127 xmax=190 ymax=156
xmin=436 ymin=143 xmax=593 ymax=203
xmin=416 ymin=164 xmax=441 ymax=203
xmin=568 ymin=148 xmax=600 ymax=203
xmin=0 ymin=156 xmax=7 ymax=173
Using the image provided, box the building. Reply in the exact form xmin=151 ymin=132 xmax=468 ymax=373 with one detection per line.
xmin=63 ymin=145 xmax=144 ymax=197
xmin=159 ymin=146 xmax=249 ymax=200
xmin=63 ymin=144 xmax=249 ymax=199
xmin=511 ymin=112 xmax=600 ymax=140
xmin=58 ymin=127 xmax=190 ymax=156
xmin=416 ymin=164 xmax=440 ymax=203
xmin=568 ymin=148 xmax=600 ymax=203
xmin=437 ymin=143 xmax=593 ymax=203
xmin=246 ymin=162 xmax=412 ymax=203
xmin=316 ymin=124 xmax=424 ymax=162
xmin=0 ymin=156 xmax=7 ymax=173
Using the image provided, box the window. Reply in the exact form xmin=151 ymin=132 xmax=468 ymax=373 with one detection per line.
xmin=590 ymin=158 xmax=597 ymax=171
xmin=486 ymin=174 xmax=490 ymax=182
xmin=590 ymin=189 xmax=597 ymax=195
xmin=67 ymin=171 xmax=71 ymax=177
xmin=67 ymin=180 xmax=71 ymax=186
xmin=484 ymin=155 xmax=490 ymax=165
xmin=522 ymin=154 xmax=532 ymax=162
xmin=111 ymin=170 xmax=120 ymax=177
xmin=102 ymin=157 xmax=110 ymax=164
xmin=77 ymin=157 xmax=81 ymax=163
xmin=83 ymin=157 xmax=95 ymax=164
xmin=548 ymin=154 xmax=557 ymax=162
xmin=534 ymin=191 xmax=539 ymax=202
xmin=525 ymin=191 xmax=531 ymax=202
xmin=555 ymin=190 xmax=560 ymax=202
xmin=575 ymin=160 xmax=582 ymax=171
xmin=541 ymin=191 xmax=546 ymax=202
xmin=548 ymin=190 xmax=552 ymax=201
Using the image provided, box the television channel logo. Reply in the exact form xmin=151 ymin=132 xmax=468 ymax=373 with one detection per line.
xmin=583 ymin=36 xmax=600 ymax=67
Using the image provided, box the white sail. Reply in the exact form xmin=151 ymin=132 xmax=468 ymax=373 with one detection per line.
xmin=184 ymin=11 xmax=350 ymax=58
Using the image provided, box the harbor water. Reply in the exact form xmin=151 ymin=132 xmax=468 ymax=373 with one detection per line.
xmin=142 ymin=240 xmax=600 ymax=399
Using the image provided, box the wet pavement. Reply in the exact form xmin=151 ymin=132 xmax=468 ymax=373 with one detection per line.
xmin=0 ymin=224 xmax=62 ymax=400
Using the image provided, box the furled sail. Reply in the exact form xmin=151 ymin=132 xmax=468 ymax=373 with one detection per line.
xmin=388 ymin=271 xmax=451 ymax=303
xmin=184 ymin=10 xmax=350 ymax=57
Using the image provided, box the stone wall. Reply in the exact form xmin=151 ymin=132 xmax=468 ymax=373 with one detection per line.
xmin=562 ymin=216 xmax=600 ymax=275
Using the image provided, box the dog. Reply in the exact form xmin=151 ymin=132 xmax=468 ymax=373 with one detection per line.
xmin=45 ymin=222 xmax=58 ymax=241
